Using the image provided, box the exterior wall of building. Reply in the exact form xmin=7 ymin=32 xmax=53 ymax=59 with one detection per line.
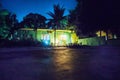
xmin=17 ymin=28 xmax=78 ymax=46
xmin=37 ymin=29 xmax=54 ymax=45
xmin=78 ymin=37 xmax=106 ymax=46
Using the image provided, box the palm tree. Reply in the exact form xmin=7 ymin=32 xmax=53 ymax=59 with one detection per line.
xmin=47 ymin=4 xmax=66 ymax=29
xmin=47 ymin=4 xmax=66 ymax=46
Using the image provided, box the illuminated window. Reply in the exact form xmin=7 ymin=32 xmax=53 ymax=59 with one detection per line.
xmin=41 ymin=34 xmax=50 ymax=40
xmin=61 ymin=34 xmax=67 ymax=40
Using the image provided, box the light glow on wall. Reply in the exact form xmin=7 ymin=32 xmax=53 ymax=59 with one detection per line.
xmin=55 ymin=34 xmax=69 ymax=46
xmin=61 ymin=34 xmax=67 ymax=40
xmin=19 ymin=28 xmax=79 ymax=46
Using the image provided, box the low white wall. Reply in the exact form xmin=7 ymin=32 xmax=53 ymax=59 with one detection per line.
xmin=78 ymin=37 xmax=106 ymax=46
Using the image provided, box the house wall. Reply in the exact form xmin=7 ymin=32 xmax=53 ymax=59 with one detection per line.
xmin=78 ymin=37 xmax=106 ymax=46
xmin=17 ymin=28 xmax=79 ymax=46
xmin=55 ymin=30 xmax=71 ymax=46
xmin=71 ymin=32 xmax=78 ymax=44
xmin=37 ymin=29 xmax=54 ymax=45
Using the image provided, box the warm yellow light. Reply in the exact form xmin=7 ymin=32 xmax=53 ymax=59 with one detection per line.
xmin=96 ymin=31 xmax=106 ymax=37
xmin=96 ymin=30 xmax=113 ymax=39
xmin=19 ymin=28 xmax=79 ymax=46
xmin=61 ymin=34 xmax=67 ymax=40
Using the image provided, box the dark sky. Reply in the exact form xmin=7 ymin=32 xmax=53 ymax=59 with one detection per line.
xmin=79 ymin=0 xmax=120 ymax=26
xmin=1 ymin=0 xmax=77 ymax=22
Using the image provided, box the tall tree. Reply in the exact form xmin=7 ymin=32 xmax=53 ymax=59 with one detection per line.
xmin=47 ymin=4 xmax=66 ymax=29
xmin=22 ymin=13 xmax=46 ymax=40
xmin=74 ymin=0 xmax=120 ymax=38
xmin=68 ymin=1 xmax=84 ymax=36
xmin=22 ymin=13 xmax=46 ymax=28
xmin=0 ymin=9 xmax=18 ymax=40
xmin=47 ymin=4 xmax=66 ymax=46
xmin=5 ymin=13 xmax=19 ymax=40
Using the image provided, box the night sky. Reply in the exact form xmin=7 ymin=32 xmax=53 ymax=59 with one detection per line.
xmin=1 ymin=0 xmax=77 ymax=22
xmin=78 ymin=0 xmax=120 ymax=26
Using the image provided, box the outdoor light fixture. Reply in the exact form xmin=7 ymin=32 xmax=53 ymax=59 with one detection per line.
xmin=44 ymin=40 xmax=49 ymax=45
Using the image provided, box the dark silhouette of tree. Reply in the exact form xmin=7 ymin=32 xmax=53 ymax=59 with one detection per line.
xmin=68 ymin=0 xmax=120 ymax=38
xmin=22 ymin=13 xmax=46 ymax=40
xmin=76 ymin=0 xmax=120 ymax=38
xmin=68 ymin=1 xmax=84 ymax=36
xmin=5 ymin=13 xmax=19 ymax=40
xmin=68 ymin=10 xmax=81 ymax=36
xmin=22 ymin=13 xmax=46 ymax=28
xmin=0 ymin=9 xmax=19 ymax=40
xmin=47 ymin=4 xmax=66 ymax=46
xmin=47 ymin=4 xmax=66 ymax=29
xmin=68 ymin=0 xmax=96 ymax=37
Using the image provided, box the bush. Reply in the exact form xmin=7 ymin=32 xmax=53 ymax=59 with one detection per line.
xmin=0 ymin=39 xmax=45 ymax=48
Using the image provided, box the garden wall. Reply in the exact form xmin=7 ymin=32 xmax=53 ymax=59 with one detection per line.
xmin=78 ymin=37 xmax=106 ymax=46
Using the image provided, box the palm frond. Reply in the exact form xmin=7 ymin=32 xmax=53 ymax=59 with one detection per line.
xmin=47 ymin=11 xmax=55 ymax=19
xmin=47 ymin=4 xmax=66 ymax=29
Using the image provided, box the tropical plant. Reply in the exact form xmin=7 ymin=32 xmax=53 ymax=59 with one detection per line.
xmin=47 ymin=4 xmax=66 ymax=46
xmin=5 ymin=13 xmax=19 ymax=40
xmin=0 ymin=9 xmax=19 ymax=40
xmin=47 ymin=4 xmax=66 ymax=29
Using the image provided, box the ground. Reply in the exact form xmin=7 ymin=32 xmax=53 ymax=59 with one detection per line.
xmin=0 ymin=47 xmax=120 ymax=80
